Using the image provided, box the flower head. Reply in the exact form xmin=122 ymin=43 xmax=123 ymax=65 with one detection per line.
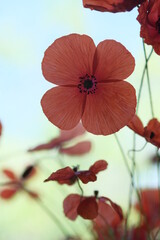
xmin=63 ymin=191 xmax=123 ymax=220
xmin=28 ymin=123 xmax=91 ymax=155
xmin=44 ymin=160 xmax=108 ymax=185
xmin=83 ymin=0 xmax=145 ymax=13
xmin=128 ymin=115 xmax=160 ymax=148
xmin=41 ymin=34 xmax=136 ymax=135
xmin=137 ymin=0 xmax=160 ymax=55
xmin=0 ymin=166 xmax=38 ymax=199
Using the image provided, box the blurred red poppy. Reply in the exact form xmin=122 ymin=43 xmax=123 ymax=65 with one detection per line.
xmin=127 ymin=226 xmax=148 ymax=240
xmin=41 ymin=34 xmax=136 ymax=135
xmin=135 ymin=189 xmax=160 ymax=229
xmin=83 ymin=0 xmax=145 ymax=13
xmin=137 ymin=0 xmax=160 ymax=55
xmin=28 ymin=123 xmax=91 ymax=156
xmin=44 ymin=160 xmax=108 ymax=185
xmin=0 ymin=122 xmax=2 ymax=136
xmin=128 ymin=115 xmax=160 ymax=148
xmin=63 ymin=192 xmax=123 ymax=221
xmin=0 ymin=166 xmax=38 ymax=199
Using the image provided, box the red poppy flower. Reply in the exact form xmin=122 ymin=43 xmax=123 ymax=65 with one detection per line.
xmin=44 ymin=160 xmax=108 ymax=185
xmin=28 ymin=123 xmax=91 ymax=155
xmin=135 ymin=189 xmax=160 ymax=229
xmin=93 ymin=199 xmax=123 ymax=240
xmin=41 ymin=34 xmax=136 ymax=135
xmin=127 ymin=226 xmax=148 ymax=240
xmin=137 ymin=0 xmax=160 ymax=55
xmin=63 ymin=191 xmax=123 ymax=220
xmin=128 ymin=115 xmax=160 ymax=148
xmin=0 ymin=121 xmax=2 ymax=137
xmin=0 ymin=166 xmax=38 ymax=199
xmin=83 ymin=0 xmax=145 ymax=13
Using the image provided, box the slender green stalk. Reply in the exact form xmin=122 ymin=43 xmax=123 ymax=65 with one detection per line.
xmin=136 ymin=46 xmax=153 ymax=114
xmin=142 ymin=40 xmax=154 ymax=118
xmin=77 ymin=178 xmax=84 ymax=196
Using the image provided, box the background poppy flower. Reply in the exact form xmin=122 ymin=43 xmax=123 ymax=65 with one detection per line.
xmin=137 ymin=0 xmax=160 ymax=55
xmin=0 ymin=121 xmax=2 ymax=137
xmin=128 ymin=115 xmax=160 ymax=148
xmin=135 ymin=189 xmax=160 ymax=229
xmin=83 ymin=0 xmax=145 ymax=13
xmin=41 ymin=34 xmax=136 ymax=135
xmin=0 ymin=166 xmax=38 ymax=199
xmin=63 ymin=192 xmax=123 ymax=220
xmin=28 ymin=123 xmax=91 ymax=156
xmin=44 ymin=160 xmax=108 ymax=185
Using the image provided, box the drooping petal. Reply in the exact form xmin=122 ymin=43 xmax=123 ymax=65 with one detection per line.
xmin=44 ymin=167 xmax=75 ymax=183
xmin=100 ymin=197 xmax=123 ymax=220
xmin=3 ymin=169 xmax=18 ymax=181
xmin=89 ymin=160 xmax=108 ymax=174
xmin=28 ymin=138 xmax=62 ymax=152
xmin=59 ymin=123 xmax=86 ymax=142
xmin=127 ymin=114 xmax=144 ymax=136
xmin=0 ymin=188 xmax=17 ymax=199
xmin=93 ymin=40 xmax=135 ymax=82
xmin=41 ymin=86 xmax=86 ymax=130
xmin=76 ymin=171 xmax=97 ymax=184
xmin=77 ymin=197 xmax=98 ymax=219
xmin=42 ymin=34 xmax=96 ymax=86
xmin=82 ymin=82 xmax=136 ymax=135
xmin=59 ymin=141 xmax=91 ymax=155
xmin=63 ymin=194 xmax=81 ymax=220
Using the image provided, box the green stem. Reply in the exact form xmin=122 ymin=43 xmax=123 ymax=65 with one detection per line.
xmin=142 ymin=40 xmax=154 ymax=118
xmin=136 ymin=45 xmax=153 ymax=114
xmin=77 ymin=178 xmax=84 ymax=196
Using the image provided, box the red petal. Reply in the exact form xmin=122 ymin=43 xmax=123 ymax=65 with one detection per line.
xmin=59 ymin=141 xmax=91 ymax=155
xmin=100 ymin=197 xmax=123 ymax=220
xmin=89 ymin=160 xmax=108 ymax=174
xmin=59 ymin=123 xmax=86 ymax=142
xmin=144 ymin=119 xmax=160 ymax=147
xmin=82 ymin=82 xmax=136 ymax=135
xmin=42 ymin=34 xmax=96 ymax=85
xmin=0 ymin=188 xmax=17 ymax=199
xmin=77 ymin=197 xmax=98 ymax=219
xmin=28 ymin=138 xmax=62 ymax=151
xmin=77 ymin=171 xmax=97 ymax=184
xmin=0 ymin=121 xmax=2 ymax=136
xmin=94 ymin=40 xmax=135 ymax=81
xmin=63 ymin=194 xmax=81 ymax=220
xmin=127 ymin=114 xmax=144 ymax=136
xmin=27 ymin=191 xmax=39 ymax=199
xmin=41 ymin=86 xmax=85 ymax=130
xmin=3 ymin=169 xmax=18 ymax=181
xmin=44 ymin=167 xmax=75 ymax=184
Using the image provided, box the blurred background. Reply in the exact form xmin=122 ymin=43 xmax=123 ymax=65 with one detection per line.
xmin=0 ymin=0 xmax=160 ymax=239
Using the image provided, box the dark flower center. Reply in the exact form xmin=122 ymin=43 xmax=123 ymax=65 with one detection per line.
xmin=78 ymin=74 xmax=97 ymax=94
xmin=94 ymin=190 xmax=99 ymax=198
xmin=156 ymin=17 xmax=160 ymax=33
xmin=150 ymin=131 xmax=155 ymax=139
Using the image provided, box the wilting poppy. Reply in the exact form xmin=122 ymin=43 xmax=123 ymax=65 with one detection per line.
xmin=137 ymin=0 xmax=160 ymax=55
xmin=63 ymin=191 xmax=123 ymax=220
xmin=135 ymin=189 xmax=160 ymax=229
xmin=41 ymin=34 xmax=136 ymax=135
xmin=28 ymin=123 xmax=91 ymax=155
xmin=44 ymin=160 xmax=108 ymax=185
xmin=0 ymin=166 xmax=38 ymax=199
xmin=128 ymin=115 xmax=160 ymax=148
xmin=83 ymin=0 xmax=145 ymax=13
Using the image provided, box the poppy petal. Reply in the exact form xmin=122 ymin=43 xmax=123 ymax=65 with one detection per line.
xmin=127 ymin=114 xmax=144 ymax=136
xmin=59 ymin=123 xmax=86 ymax=142
xmin=0 ymin=121 xmax=2 ymax=136
xmin=77 ymin=197 xmax=98 ymax=219
xmin=44 ymin=167 xmax=75 ymax=183
xmin=94 ymin=40 xmax=135 ymax=82
xmin=59 ymin=141 xmax=91 ymax=155
xmin=77 ymin=171 xmax=97 ymax=184
xmin=42 ymin=34 xmax=96 ymax=86
xmin=41 ymin=86 xmax=85 ymax=130
xmin=82 ymin=82 xmax=136 ymax=135
xmin=3 ymin=169 xmax=18 ymax=181
xmin=0 ymin=188 xmax=17 ymax=199
xmin=89 ymin=160 xmax=108 ymax=174
xmin=100 ymin=197 xmax=123 ymax=220
xmin=63 ymin=194 xmax=81 ymax=220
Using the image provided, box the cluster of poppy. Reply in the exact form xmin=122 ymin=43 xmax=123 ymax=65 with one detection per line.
xmin=83 ymin=0 xmax=160 ymax=55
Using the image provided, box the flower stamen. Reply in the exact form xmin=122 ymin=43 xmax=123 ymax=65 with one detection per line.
xmin=78 ymin=74 xmax=97 ymax=94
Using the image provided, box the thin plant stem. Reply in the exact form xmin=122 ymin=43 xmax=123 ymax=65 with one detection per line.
xmin=136 ymin=46 xmax=153 ymax=114
xmin=142 ymin=40 xmax=154 ymax=118
xmin=77 ymin=178 xmax=84 ymax=196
